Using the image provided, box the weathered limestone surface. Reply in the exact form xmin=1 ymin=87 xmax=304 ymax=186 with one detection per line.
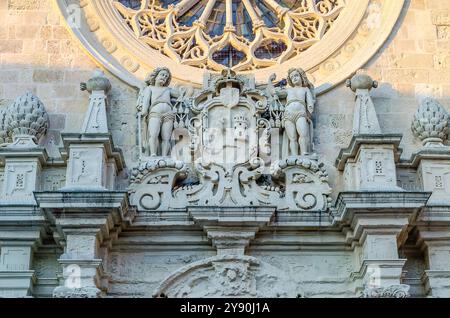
xmin=0 ymin=0 xmax=449 ymax=299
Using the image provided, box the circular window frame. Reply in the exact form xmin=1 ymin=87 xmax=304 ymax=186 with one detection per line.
xmin=55 ymin=0 xmax=405 ymax=94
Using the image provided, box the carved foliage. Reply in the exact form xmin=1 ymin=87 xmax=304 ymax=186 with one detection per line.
xmin=173 ymin=159 xmax=279 ymax=207
xmin=5 ymin=92 xmax=49 ymax=143
xmin=153 ymin=255 xmax=303 ymax=298
xmin=129 ymin=158 xmax=188 ymax=210
xmin=361 ymin=284 xmax=410 ymax=298
xmin=411 ymin=97 xmax=449 ymax=146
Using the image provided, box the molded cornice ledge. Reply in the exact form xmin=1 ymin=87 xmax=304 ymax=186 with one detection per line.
xmin=33 ymin=191 xmax=135 ymax=298
xmin=398 ymin=146 xmax=450 ymax=206
xmin=0 ymin=147 xmax=48 ymax=206
xmin=0 ymin=147 xmax=48 ymax=165
xmin=399 ymin=146 xmax=450 ymax=169
xmin=335 ymin=134 xmax=403 ymax=171
xmin=0 ymin=147 xmax=51 ymax=297
xmin=188 ymin=206 xmax=275 ymax=255
xmin=333 ymin=191 xmax=431 ymax=244
xmin=333 ymin=192 xmax=430 ymax=297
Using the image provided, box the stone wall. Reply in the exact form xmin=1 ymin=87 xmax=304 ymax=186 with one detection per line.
xmin=1 ymin=0 xmax=449 ymax=197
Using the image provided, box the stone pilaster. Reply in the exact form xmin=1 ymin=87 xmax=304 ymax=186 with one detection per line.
xmin=416 ymin=206 xmax=450 ymax=297
xmin=407 ymin=147 xmax=450 ymax=205
xmin=0 ymin=218 xmax=45 ymax=297
xmin=335 ymin=192 xmax=430 ymax=297
xmin=336 ymin=73 xmax=404 ymax=192
xmin=60 ymin=133 xmax=124 ymax=191
xmin=336 ymin=135 xmax=404 ymax=191
xmin=34 ymin=191 xmax=133 ymax=298
xmin=0 ymin=148 xmax=48 ymax=205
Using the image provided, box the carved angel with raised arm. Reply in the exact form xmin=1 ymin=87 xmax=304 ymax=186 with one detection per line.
xmin=267 ymin=68 xmax=316 ymax=156
xmin=137 ymin=67 xmax=180 ymax=157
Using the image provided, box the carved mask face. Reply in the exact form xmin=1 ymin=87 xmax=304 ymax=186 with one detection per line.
xmin=289 ymin=70 xmax=303 ymax=87
xmin=156 ymin=70 xmax=169 ymax=86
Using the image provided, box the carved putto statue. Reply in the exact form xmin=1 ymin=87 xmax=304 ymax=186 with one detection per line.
xmin=129 ymin=69 xmax=332 ymax=213
xmin=137 ymin=67 xmax=177 ymax=157
xmin=268 ymin=68 xmax=316 ymax=156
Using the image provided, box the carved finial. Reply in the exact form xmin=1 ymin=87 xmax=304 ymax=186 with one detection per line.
xmin=346 ymin=73 xmax=378 ymax=92
xmin=411 ymin=97 xmax=449 ymax=147
xmin=361 ymin=284 xmax=410 ymax=298
xmin=5 ymin=92 xmax=49 ymax=147
xmin=80 ymin=69 xmax=111 ymax=93
xmin=347 ymin=72 xmax=381 ymax=135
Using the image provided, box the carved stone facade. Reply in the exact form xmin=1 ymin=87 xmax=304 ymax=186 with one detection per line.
xmin=1 ymin=0 xmax=450 ymax=299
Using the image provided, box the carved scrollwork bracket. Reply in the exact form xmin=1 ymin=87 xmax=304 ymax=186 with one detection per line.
xmin=272 ymin=156 xmax=332 ymax=211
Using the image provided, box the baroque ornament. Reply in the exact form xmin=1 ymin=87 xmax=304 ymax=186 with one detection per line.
xmin=411 ymin=97 xmax=449 ymax=147
xmin=113 ymin=0 xmax=346 ymax=71
xmin=4 ymin=92 xmax=49 ymax=147
xmin=346 ymin=72 xmax=381 ymax=135
xmin=137 ymin=67 xmax=177 ymax=157
xmin=55 ymin=0 xmax=405 ymax=89
xmin=130 ymin=69 xmax=332 ymax=212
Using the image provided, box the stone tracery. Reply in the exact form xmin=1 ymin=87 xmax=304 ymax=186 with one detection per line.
xmin=2 ymin=0 xmax=450 ymax=300
xmin=113 ymin=0 xmax=346 ymax=70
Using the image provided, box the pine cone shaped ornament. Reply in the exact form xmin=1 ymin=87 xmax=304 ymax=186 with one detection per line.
xmin=5 ymin=92 xmax=49 ymax=146
xmin=411 ymin=97 xmax=449 ymax=147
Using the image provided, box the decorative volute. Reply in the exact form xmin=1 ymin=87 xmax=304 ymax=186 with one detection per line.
xmin=80 ymin=69 xmax=112 ymax=93
xmin=346 ymin=73 xmax=381 ymax=135
xmin=411 ymin=97 xmax=449 ymax=147
xmin=5 ymin=92 xmax=49 ymax=147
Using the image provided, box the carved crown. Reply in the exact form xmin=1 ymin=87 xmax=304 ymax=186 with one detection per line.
xmin=233 ymin=115 xmax=249 ymax=128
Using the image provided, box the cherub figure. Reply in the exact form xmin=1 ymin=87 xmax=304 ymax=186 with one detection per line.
xmin=137 ymin=67 xmax=178 ymax=157
xmin=267 ymin=68 xmax=316 ymax=156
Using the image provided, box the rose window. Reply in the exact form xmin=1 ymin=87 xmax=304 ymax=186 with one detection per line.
xmin=114 ymin=0 xmax=346 ymax=71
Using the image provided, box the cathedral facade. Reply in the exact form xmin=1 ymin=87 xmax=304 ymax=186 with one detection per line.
xmin=0 ymin=0 xmax=450 ymax=298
